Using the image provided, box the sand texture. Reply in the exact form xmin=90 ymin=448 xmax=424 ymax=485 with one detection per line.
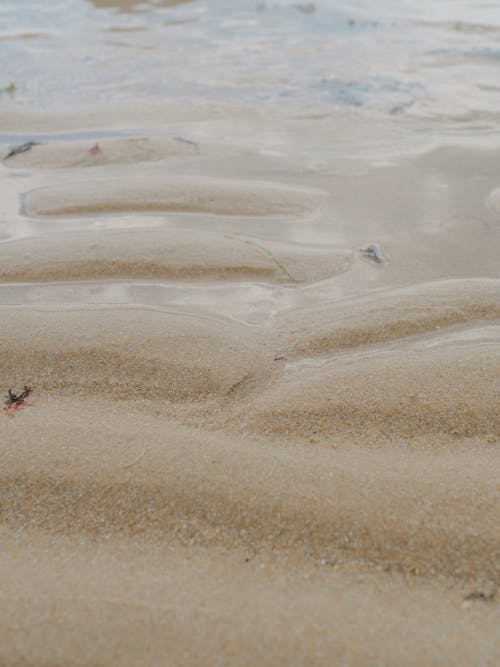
xmin=1 ymin=110 xmax=499 ymax=667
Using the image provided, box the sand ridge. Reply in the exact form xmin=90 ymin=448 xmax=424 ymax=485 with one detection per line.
xmin=23 ymin=173 xmax=326 ymax=218
xmin=3 ymin=136 xmax=200 ymax=169
xmin=1 ymin=121 xmax=499 ymax=666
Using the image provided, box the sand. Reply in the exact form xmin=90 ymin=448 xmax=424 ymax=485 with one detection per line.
xmin=1 ymin=106 xmax=499 ymax=666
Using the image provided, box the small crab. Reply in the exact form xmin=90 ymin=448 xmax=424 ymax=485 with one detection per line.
xmin=3 ymin=385 xmax=34 ymax=415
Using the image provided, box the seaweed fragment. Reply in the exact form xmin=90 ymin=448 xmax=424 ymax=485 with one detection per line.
xmin=5 ymin=141 xmax=40 ymax=160
xmin=0 ymin=81 xmax=16 ymax=95
xmin=224 ymin=234 xmax=300 ymax=283
xmin=4 ymin=385 xmax=34 ymax=414
xmin=173 ymin=136 xmax=200 ymax=154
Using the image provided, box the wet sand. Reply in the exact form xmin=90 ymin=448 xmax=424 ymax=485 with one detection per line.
xmin=0 ymin=104 xmax=499 ymax=666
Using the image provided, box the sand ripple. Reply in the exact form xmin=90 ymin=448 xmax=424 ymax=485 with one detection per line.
xmin=1 ymin=129 xmax=499 ymax=666
xmin=24 ymin=174 xmax=325 ymax=218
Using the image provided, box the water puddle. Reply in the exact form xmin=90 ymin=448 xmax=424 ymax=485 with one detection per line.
xmin=0 ymin=279 xmax=295 ymax=325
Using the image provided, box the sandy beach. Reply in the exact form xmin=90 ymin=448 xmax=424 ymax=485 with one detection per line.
xmin=1 ymin=1 xmax=499 ymax=664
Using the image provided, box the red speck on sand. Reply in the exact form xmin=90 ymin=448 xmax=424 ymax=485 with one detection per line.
xmin=89 ymin=143 xmax=101 ymax=155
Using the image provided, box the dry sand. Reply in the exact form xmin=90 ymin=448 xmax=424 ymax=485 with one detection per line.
xmin=0 ymin=110 xmax=499 ymax=666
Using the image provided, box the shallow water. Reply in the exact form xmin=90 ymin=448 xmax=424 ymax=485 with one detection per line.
xmin=3 ymin=1 xmax=500 ymax=131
